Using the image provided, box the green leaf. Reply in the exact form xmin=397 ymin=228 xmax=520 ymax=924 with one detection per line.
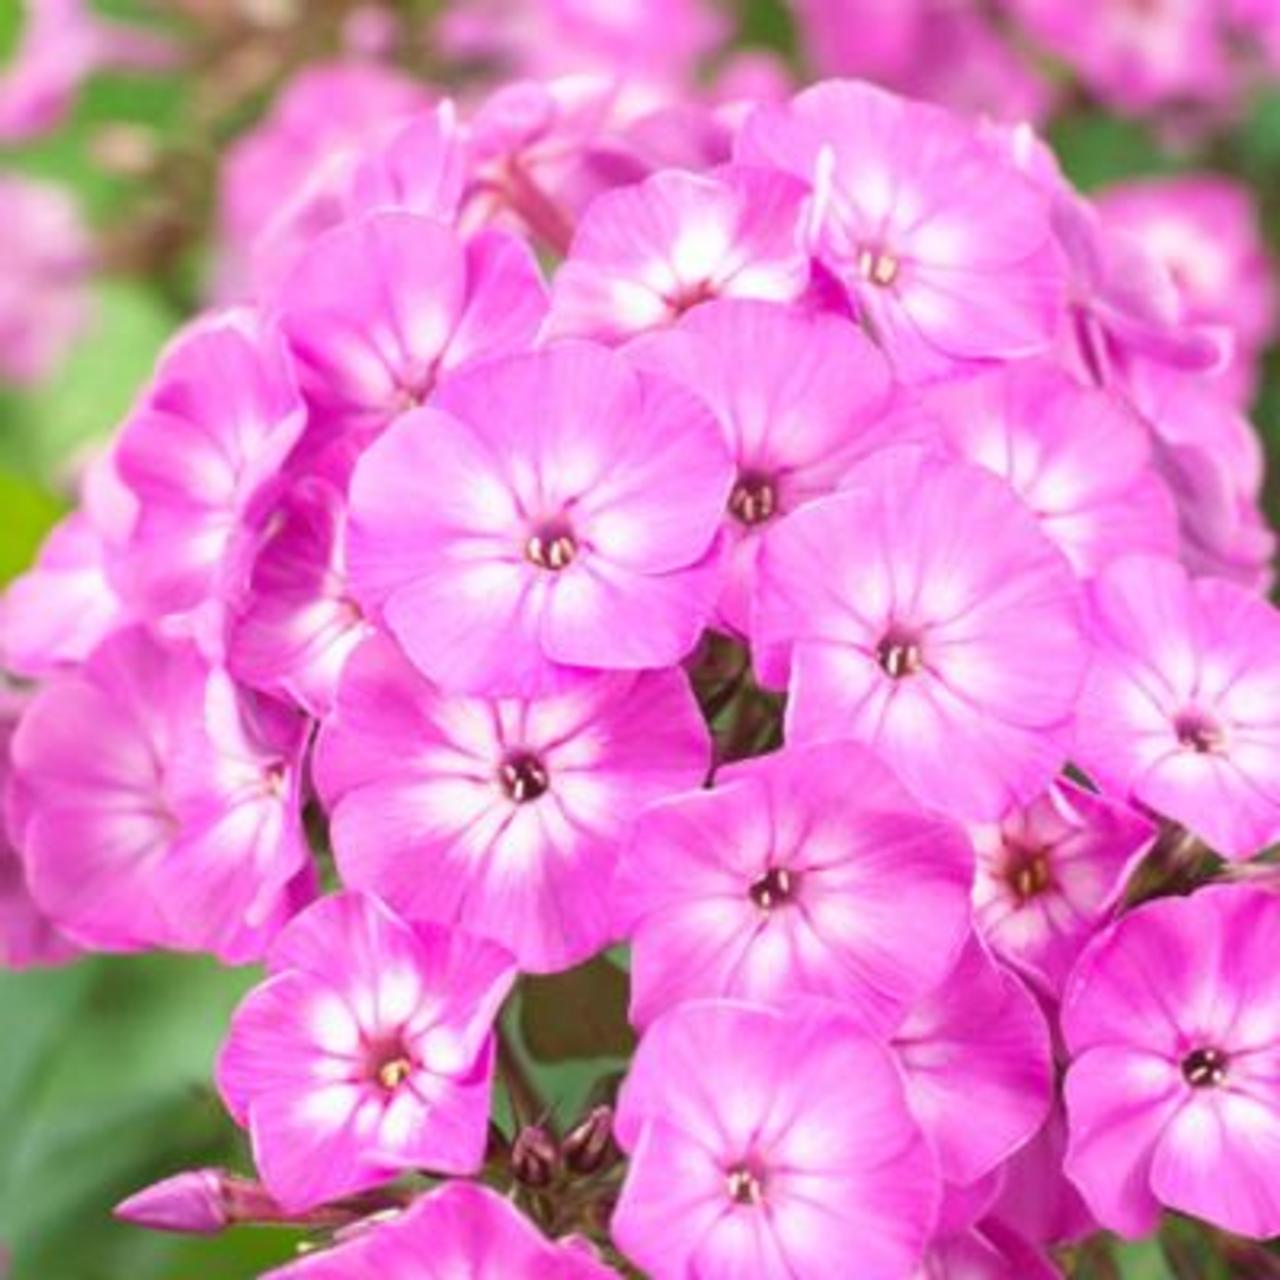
xmin=14 ymin=280 xmax=175 ymax=479
xmin=1049 ymin=113 xmax=1182 ymax=192
xmin=0 ymin=468 xmax=66 ymax=583
xmin=0 ymin=3 xmax=21 ymax=65
xmin=1113 ymin=1238 xmax=1170 ymax=1279
xmin=0 ymin=965 xmax=94 ymax=1149
xmin=163 ymin=1227 xmax=311 ymax=1280
xmin=520 ymin=956 xmax=635 ymax=1064
xmin=0 ymin=955 xmax=259 ymax=1280
xmin=1237 ymin=87 xmax=1280 ymax=175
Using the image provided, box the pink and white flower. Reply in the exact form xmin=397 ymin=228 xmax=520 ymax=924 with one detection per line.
xmin=756 ymin=447 xmax=1086 ymax=820
xmin=1 ymin=512 xmax=127 ymax=678
xmin=265 ymin=1180 xmax=616 ymax=1278
xmin=227 ymin=474 xmax=370 ymax=718
xmin=276 ymin=213 xmax=547 ymax=449
xmin=739 ymin=80 xmax=1065 ymax=380
xmin=892 ymin=935 xmax=1053 ymax=1187
xmin=10 ymin=627 xmax=310 ymax=961
xmin=315 ymin=635 xmax=709 ymax=972
xmin=906 ymin=361 xmax=1179 ymax=578
xmin=1130 ymin=361 xmax=1275 ymax=589
xmin=629 ymin=298 xmax=895 ymax=635
xmin=217 ymin=892 xmax=516 ymax=1212
xmin=1063 ymin=884 xmax=1280 ymax=1239
xmin=616 ymin=741 xmax=974 ymax=1031
xmin=544 ymin=165 xmax=812 ymax=343
xmin=972 ymin=780 xmax=1156 ymax=995
xmin=111 ymin=312 xmax=307 ymax=634
xmin=614 ymin=999 xmax=939 ymax=1279
xmin=0 ymin=686 xmax=77 ymax=969
xmin=345 ymin=105 xmax=468 ymax=224
xmin=347 ymin=343 xmax=733 ymax=695
xmin=1097 ymin=175 xmax=1277 ymax=404
xmin=1075 ymin=555 xmax=1280 ymax=860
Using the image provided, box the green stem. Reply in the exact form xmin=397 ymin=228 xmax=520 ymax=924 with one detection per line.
xmin=497 ymin=1024 xmax=550 ymax=1134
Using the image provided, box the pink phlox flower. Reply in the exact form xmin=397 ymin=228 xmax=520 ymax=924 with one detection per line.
xmin=1 ymin=447 xmax=138 ymax=677
xmin=227 ymin=473 xmax=371 ymax=718
xmin=903 ymin=360 xmax=1179 ymax=578
xmin=1075 ymin=554 xmax=1280 ymax=860
xmin=1048 ymin=190 xmax=1229 ymax=387
xmin=628 ymin=298 xmax=895 ymax=635
xmin=264 ymin=1180 xmax=617 ymax=1278
xmin=9 ymin=627 xmax=311 ymax=961
xmin=217 ymin=61 xmax=432 ymax=299
xmin=1096 ymin=175 xmax=1277 ymax=405
xmin=111 ymin=310 xmax=307 ymax=643
xmin=344 ymin=102 xmax=468 ymax=223
xmin=892 ymin=934 xmax=1054 ymax=1187
xmin=435 ymin=0 xmax=726 ymax=87
xmin=755 ymin=446 xmax=1086 ymax=820
xmin=792 ymin=0 xmax=1054 ymax=125
xmin=463 ymin=75 xmax=642 ymax=247
xmin=544 ymin=165 xmax=812 ymax=344
xmin=156 ymin=669 xmax=314 ymax=959
xmin=0 ymin=686 xmax=77 ymax=969
xmin=315 ymin=634 xmax=710 ymax=972
xmin=616 ymin=740 xmax=974 ymax=1032
xmin=346 ymin=343 xmax=733 ymax=695
xmin=971 ymin=778 xmax=1156 ymax=996
xmin=1 ymin=512 xmax=128 ymax=678
xmin=1127 ymin=360 xmax=1275 ymax=590
xmin=914 ymin=1217 xmax=1060 ymax=1280
xmin=1062 ymin=884 xmax=1280 ymax=1239
xmin=737 ymin=80 xmax=1066 ymax=381
xmin=993 ymin=1100 xmax=1098 ymax=1247
xmin=1007 ymin=0 xmax=1231 ymax=112
xmin=613 ymin=999 xmax=940 ymax=1280
xmin=217 ymin=891 xmax=517 ymax=1212
xmin=276 ymin=211 xmax=547 ymax=451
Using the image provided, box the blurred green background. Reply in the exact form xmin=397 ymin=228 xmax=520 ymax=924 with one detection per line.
xmin=1 ymin=2 xmax=1279 ymax=1277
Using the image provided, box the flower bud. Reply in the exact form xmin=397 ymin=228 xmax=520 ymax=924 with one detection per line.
xmin=562 ymin=1105 xmax=618 ymax=1175
xmin=114 ymin=1169 xmax=228 ymax=1235
xmin=512 ymin=1125 xmax=560 ymax=1187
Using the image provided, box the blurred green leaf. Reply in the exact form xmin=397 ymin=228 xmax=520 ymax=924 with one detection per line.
xmin=1113 ymin=1239 xmax=1170 ymax=1279
xmin=7 ymin=279 xmax=174 ymax=481
xmin=1238 ymin=87 xmax=1280 ymax=175
xmin=163 ymin=1227 xmax=310 ymax=1279
xmin=0 ymin=5 xmax=20 ymax=65
xmin=0 ymin=468 xmax=65 ymax=583
xmin=1049 ymin=113 xmax=1183 ymax=192
xmin=738 ymin=0 xmax=796 ymax=57
xmin=0 ymin=965 xmax=93 ymax=1146
xmin=0 ymin=955 xmax=259 ymax=1280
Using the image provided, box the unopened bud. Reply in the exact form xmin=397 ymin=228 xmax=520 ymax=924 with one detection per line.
xmin=114 ymin=1169 xmax=228 ymax=1235
xmin=562 ymin=1106 xmax=618 ymax=1175
xmin=512 ymin=1125 xmax=560 ymax=1187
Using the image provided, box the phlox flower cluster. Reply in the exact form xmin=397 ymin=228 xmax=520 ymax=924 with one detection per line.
xmin=3 ymin=58 xmax=1280 ymax=1280
xmin=790 ymin=0 xmax=1280 ymax=125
